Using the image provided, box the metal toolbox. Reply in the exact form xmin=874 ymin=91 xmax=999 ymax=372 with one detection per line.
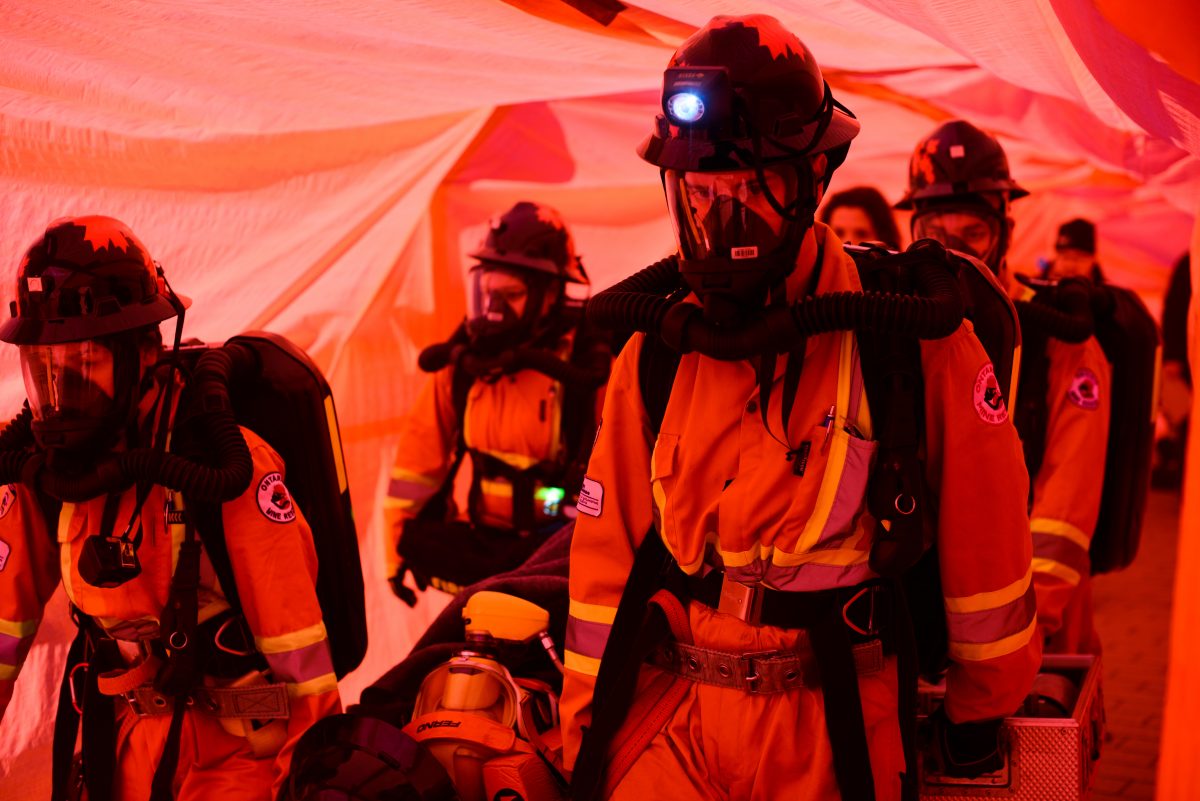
xmin=918 ymin=655 xmax=1104 ymax=800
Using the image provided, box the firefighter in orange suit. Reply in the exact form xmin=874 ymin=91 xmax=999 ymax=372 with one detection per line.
xmin=385 ymin=202 xmax=609 ymax=605
xmin=897 ymin=121 xmax=1111 ymax=655
xmin=0 ymin=216 xmax=339 ymax=800
xmin=560 ymin=17 xmax=1040 ymax=801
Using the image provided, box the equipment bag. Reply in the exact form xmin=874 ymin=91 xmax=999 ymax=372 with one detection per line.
xmin=178 ymin=331 xmax=366 ymax=678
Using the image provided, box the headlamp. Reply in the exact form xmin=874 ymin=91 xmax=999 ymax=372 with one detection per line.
xmin=666 ymin=92 xmax=704 ymax=124
xmin=662 ymin=67 xmax=731 ymax=130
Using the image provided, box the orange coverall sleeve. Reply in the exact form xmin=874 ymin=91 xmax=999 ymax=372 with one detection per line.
xmin=0 ymin=484 xmax=60 ymax=720
xmin=921 ymin=323 xmax=1042 ymax=724
xmin=559 ymin=335 xmax=653 ymax=772
xmin=1029 ymin=338 xmax=1111 ymax=638
xmin=382 ymin=368 xmax=460 ymax=576
xmin=223 ymin=431 xmax=341 ymax=795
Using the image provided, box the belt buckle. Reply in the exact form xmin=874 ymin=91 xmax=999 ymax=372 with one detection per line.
xmin=718 ymin=576 xmax=764 ymax=624
xmin=123 ymin=690 xmax=146 ymax=717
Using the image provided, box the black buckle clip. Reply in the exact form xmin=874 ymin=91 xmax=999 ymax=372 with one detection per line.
xmin=842 ymin=587 xmax=878 ymax=637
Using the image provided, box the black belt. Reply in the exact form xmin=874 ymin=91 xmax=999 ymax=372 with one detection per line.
xmin=682 ymin=568 xmax=890 ymax=644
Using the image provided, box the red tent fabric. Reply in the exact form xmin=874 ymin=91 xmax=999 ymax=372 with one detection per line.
xmin=0 ymin=2 xmax=1196 ymax=796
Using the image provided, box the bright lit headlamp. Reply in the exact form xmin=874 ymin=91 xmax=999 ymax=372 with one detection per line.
xmin=663 ymin=67 xmax=732 ymax=130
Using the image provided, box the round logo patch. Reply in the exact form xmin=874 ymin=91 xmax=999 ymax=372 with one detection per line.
xmin=1068 ymin=368 xmax=1101 ymax=410
xmin=0 ymin=484 xmax=15 ymax=520
xmin=973 ymin=363 xmax=1008 ymax=425
xmin=256 ymin=472 xmax=297 ymax=524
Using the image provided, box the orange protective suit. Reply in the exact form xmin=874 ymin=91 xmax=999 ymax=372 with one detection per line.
xmin=0 ymin=428 xmax=340 ymax=800
xmin=1028 ymin=337 xmax=1111 ymax=654
xmin=561 ymin=225 xmax=1041 ymax=798
xmin=382 ymin=336 xmax=604 ymax=579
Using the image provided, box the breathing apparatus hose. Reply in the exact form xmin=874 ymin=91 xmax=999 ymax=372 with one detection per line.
xmin=1014 ymin=277 xmax=1094 ymax=344
xmin=418 ymin=326 xmax=609 ymax=390
xmin=0 ymin=344 xmax=256 ymax=504
xmin=588 ymin=240 xmax=965 ymax=361
xmin=0 ymin=405 xmax=33 ymax=452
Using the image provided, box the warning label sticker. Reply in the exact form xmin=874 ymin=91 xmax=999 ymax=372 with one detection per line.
xmin=577 ymin=476 xmax=604 ymax=518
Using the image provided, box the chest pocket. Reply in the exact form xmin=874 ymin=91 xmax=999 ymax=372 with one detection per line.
xmin=806 ymin=427 xmax=879 ymax=551
xmin=650 ymin=433 xmax=680 ymax=542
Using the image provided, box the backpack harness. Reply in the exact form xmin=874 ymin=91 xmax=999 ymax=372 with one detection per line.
xmin=398 ymin=329 xmax=607 ymax=590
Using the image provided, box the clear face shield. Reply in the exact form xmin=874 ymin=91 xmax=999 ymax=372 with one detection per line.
xmin=412 ymin=654 xmax=521 ymax=729
xmin=465 ymin=266 xmax=552 ymax=352
xmin=20 ymin=341 xmax=117 ymax=427
xmin=912 ymin=204 xmax=1004 ymax=271
xmin=664 ymin=165 xmax=802 ymax=263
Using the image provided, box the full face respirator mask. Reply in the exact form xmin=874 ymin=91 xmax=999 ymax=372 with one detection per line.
xmin=465 ymin=265 xmax=558 ymax=355
xmin=911 ymin=200 xmax=1007 ymax=274
xmin=19 ymin=335 xmax=144 ymax=461
xmin=659 ymin=66 xmax=830 ymax=322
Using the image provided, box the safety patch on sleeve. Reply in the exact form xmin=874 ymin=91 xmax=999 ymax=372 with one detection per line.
xmin=577 ymin=476 xmax=604 ymax=518
xmin=1067 ymin=368 xmax=1101 ymax=410
xmin=0 ymin=538 xmax=9 ymax=572
xmin=0 ymin=484 xmax=14 ymax=520
xmin=256 ymin=472 xmax=297 ymax=524
xmin=973 ymin=363 xmax=1008 ymax=425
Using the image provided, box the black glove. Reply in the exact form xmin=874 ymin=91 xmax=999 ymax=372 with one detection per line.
xmin=388 ymin=560 xmax=430 ymax=608
xmin=930 ymin=705 xmax=1005 ymax=778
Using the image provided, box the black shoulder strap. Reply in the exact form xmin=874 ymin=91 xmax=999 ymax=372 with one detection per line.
xmin=414 ymin=368 xmax=472 ymax=523
xmin=1013 ymin=328 xmax=1051 ymax=489
xmin=638 ymin=334 xmax=683 ymax=436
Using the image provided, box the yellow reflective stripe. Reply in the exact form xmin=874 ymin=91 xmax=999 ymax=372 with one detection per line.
xmin=568 ymin=599 xmax=618 ymax=626
xmin=565 ymin=650 xmax=602 ymax=677
xmin=949 ymin=616 xmax=1038 ymax=662
xmin=0 ymin=664 xmax=19 ymax=680
xmin=720 ymin=542 xmax=770 ymax=569
xmin=198 ymin=600 xmax=232 ymax=626
xmin=856 ymin=383 xmax=873 ymax=440
xmin=1031 ymin=557 xmax=1082 ymax=587
xmin=382 ymin=497 xmax=420 ymax=511
xmin=794 ymin=332 xmax=856 ymax=553
xmin=256 ymin=621 xmax=328 ymax=654
xmin=479 ymin=449 xmax=541 ymax=470
xmin=944 ymin=566 xmax=1033 ymax=615
xmin=0 ymin=618 xmax=38 ymax=638
xmin=389 ymin=468 xmax=440 ymax=488
xmin=651 ymin=478 xmax=667 ymax=536
xmin=287 ymin=673 xmax=338 ymax=697
xmin=1030 ymin=518 xmax=1090 ymax=551
xmin=1007 ymin=343 xmax=1022 ymax=415
xmin=771 ymin=546 xmax=871 ymax=568
xmin=325 ymin=395 xmax=349 ymax=493
xmin=481 ymin=479 xmax=513 ymax=498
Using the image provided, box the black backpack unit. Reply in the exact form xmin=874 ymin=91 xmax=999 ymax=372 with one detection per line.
xmin=1088 ymin=286 xmax=1159 ymax=573
xmin=178 ymin=331 xmax=367 ymax=679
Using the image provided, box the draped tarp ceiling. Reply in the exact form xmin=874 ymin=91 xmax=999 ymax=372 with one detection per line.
xmin=2 ymin=0 xmax=1198 ymax=795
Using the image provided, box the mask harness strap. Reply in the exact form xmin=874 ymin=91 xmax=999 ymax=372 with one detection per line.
xmin=756 ymin=248 xmax=822 ymax=471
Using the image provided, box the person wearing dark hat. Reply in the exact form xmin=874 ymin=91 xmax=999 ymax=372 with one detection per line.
xmin=898 ymin=123 xmax=1111 ymax=657
xmin=1047 ymin=218 xmax=1104 ymax=283
xmin=383 ymin=201 xmax=610 ymax=606
xmin=561 ymin=23 xmax=1040 ymax=800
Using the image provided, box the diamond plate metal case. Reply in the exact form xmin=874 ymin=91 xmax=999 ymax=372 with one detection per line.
xmin=918 ymin=654 xmax=1104 ymax=800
